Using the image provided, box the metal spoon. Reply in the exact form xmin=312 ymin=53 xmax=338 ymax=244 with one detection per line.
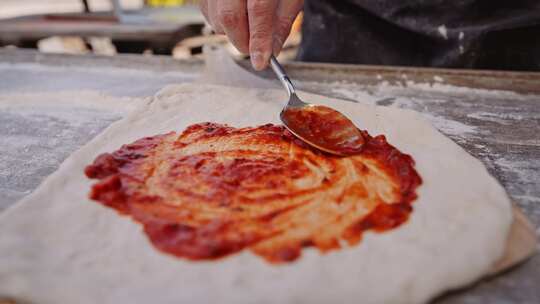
xmin=269 ymin=56 xmax=365 ymax=156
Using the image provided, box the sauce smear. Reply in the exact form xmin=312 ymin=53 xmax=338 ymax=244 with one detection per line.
xmin=86 ymin=122 xmax=422 ymax=263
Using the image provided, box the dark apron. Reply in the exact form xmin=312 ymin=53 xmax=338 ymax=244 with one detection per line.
xmin=298 ymin=0 xmax=540 ymax=71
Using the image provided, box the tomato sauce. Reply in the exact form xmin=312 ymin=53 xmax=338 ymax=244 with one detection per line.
xmin=86 ymin=122 xmax=422 ymax=263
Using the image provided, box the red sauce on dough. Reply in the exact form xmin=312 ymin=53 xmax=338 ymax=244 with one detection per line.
xmin=85 ymin=122 xmax=422 ymax=263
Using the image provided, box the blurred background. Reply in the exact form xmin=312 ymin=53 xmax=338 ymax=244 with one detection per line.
xmin=0 ymin=0 xmax=302 ymax=61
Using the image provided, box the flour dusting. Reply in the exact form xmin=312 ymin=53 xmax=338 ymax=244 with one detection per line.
xmin=433 ymin=76 xmax=444 ymax=83
xmin=329 ymin=81 xmax=478 ymax=138
xmin=467 ymin=112 xmax=525 ymax=124
xmin=326 ymin=79 xmax=538 ymax=148
xmin=0 ymin=90 xmax=144 ymax=113
xmin=0 ymin=90 xmax=143 ymax=210
xmin=438 ymin=25 xmax=448 ymax=40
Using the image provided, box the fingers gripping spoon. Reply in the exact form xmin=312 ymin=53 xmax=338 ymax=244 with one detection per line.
xmin=269 ymin=56 xmax=365 ymax=156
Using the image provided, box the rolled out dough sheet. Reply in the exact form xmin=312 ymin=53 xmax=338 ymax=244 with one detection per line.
xmin=0 ymin=84 xmax=512 ymax=304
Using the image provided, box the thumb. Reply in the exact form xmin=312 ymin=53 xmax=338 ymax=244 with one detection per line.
xmin=273 ymin=0 xmax=303 ymax=56
xmin=247 ymin=0 xmax=279 ymax=70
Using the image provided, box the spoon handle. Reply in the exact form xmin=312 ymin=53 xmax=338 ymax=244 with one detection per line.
xmin=270 ymin=55 xmax=296 ymax=97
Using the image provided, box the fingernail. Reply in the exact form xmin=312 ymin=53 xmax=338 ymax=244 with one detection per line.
xmin=250 ymin=52 xmax=266 ymax=71
xmin=273 ymin=38 xmax=283 ymax=57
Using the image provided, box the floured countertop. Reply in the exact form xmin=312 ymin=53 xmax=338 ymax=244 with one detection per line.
xmin=0 ymin=49 xmax=538 ymax=304
xmin=0 ymin=56 xmax=198 ymax=210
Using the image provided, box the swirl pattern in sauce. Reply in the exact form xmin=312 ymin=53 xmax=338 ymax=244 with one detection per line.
xmin=85 ymin=123 xmax=422 ymax=263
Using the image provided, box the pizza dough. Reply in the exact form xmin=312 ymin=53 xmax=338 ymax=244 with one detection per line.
xmin=0 ymin=84 xmax=512 ymax=304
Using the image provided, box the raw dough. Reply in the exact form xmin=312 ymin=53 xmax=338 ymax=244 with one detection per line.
xmin=0 ymin=84 xmax=512 ymax=304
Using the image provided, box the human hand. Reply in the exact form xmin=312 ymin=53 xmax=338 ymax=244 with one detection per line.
xmin=200 ymin=0 xmax=304 ymax=70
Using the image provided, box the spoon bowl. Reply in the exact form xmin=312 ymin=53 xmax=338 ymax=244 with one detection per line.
xmin=270 ymin=56 xmax=365 ymax=156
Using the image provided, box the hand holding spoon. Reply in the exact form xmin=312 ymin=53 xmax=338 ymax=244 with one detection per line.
xmin=269 ymin=56 xmax=365 ymax=156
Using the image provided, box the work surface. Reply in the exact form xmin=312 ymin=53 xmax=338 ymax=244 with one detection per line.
xmin=0 ymin=49 xmax=538 ymax=303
